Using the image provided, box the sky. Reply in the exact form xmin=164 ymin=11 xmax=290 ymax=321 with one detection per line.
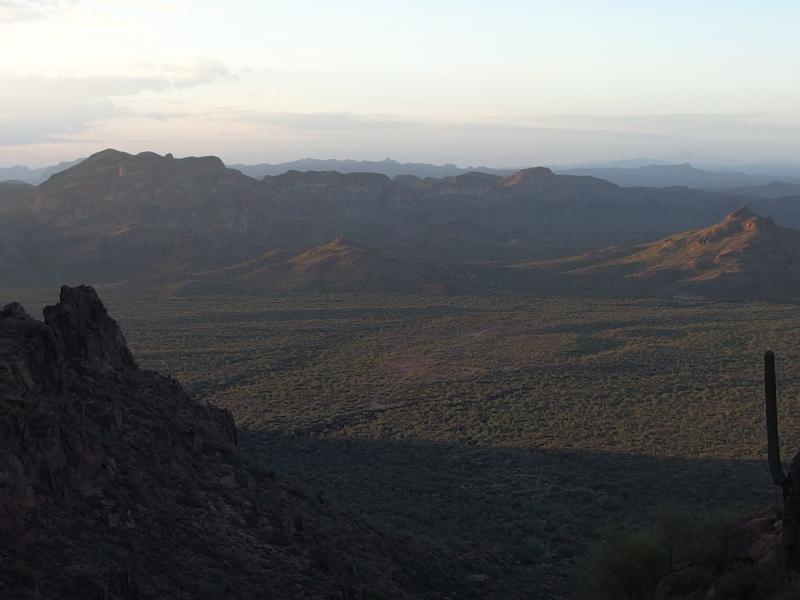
xmin=1 ymin=0 xmax=799 ymax=167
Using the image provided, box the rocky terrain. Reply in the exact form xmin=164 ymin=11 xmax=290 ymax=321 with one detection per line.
xmin=536 ymin=207 xmax=800 ymax=300
xmin=0 ymin=285 xmax=451 ymax=599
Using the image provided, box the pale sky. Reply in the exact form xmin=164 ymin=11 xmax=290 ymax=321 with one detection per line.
xmin=1 ymin=0 xmax=799 ymax=167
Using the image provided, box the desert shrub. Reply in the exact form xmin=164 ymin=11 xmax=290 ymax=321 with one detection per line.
xmin=587 ymin=527 xmax=670 ymax=600
xmin=517 ymin=536 xmax=546 ymax=564
xmin=586 ymin=511 xmax=736 ymax=600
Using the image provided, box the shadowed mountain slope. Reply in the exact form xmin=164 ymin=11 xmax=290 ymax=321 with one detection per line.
xmin=0 ymin=285 xmax=455 ymax=599
xmin=176 ymin=235 xmax=511 ymax=294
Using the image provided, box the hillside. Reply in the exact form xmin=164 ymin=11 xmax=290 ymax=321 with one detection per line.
xmin=554 ymin=207 xmax=800 ymax=299
xmin=0 ymin=285 xmax=452 ymax=599
xmin=176 ymin=235 xmax=510 ymax=294
xmin=0 ymin=181 xmax=41 ymax=281
xmin=4 ymin=149 xmax=264 ymax=279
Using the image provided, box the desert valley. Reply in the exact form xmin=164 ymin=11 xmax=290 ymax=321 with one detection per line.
xmin=4 ymin=149 xmax=800 ymax=598
xmin=4 ymin=3 xmax=800 ymax=597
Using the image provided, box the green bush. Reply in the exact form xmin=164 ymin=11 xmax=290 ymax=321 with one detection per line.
xmin=586 ymin=511 xmax=738 ymax=600
xmin=587 ymin=528 xmax=670 ymax=600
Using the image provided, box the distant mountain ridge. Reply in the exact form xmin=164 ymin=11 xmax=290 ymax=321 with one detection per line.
xmin=7 ymin=154 xmax=800 ymax=193
xmin=728 ymin=181 xmax=800 ymax=199
xmin=0 ymin=158 xmax=84 ymax=184
xmin=229 ymin=157 xmax=515 ymax=179
xmin=558 ymin=163 xmax=800 ymax=190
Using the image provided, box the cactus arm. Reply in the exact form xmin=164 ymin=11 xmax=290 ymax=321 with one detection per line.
xmin=765 ymin=350 xmax=787 ymax=486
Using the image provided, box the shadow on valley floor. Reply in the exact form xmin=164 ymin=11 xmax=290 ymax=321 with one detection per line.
xmin=241 ymin=432 xmax=774 ymax=600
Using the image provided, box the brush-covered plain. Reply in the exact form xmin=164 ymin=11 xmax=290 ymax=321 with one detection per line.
xmin=8 ymin=288 xmax=794 ymax=598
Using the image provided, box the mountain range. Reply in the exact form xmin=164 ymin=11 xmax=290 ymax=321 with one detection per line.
xmin=229 ymin=157 xmax=514 ymax=179
xmin=558 ymin=163 xmax=800 ymax=191
xmin=6 ymin=154 xmax=800 ymax=193
xmin=0 ymin=159 xmax=84 ymax=185
xmin=5 ymin=149 xmax=800 ymax=300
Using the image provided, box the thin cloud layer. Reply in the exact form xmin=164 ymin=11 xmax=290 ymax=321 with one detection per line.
xmin=1 ymin=1 xmax=799 ymax=165
xmin=0 ymin=60 xmax=234 ymax=145
xmin=0 ymin=0 xmax=69 ymax=22
xmin=42 ymin=109 xmax=800 ymax=169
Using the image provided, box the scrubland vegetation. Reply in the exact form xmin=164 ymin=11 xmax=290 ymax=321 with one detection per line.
xmin=9 ymin=287 xmax=795 ymax=597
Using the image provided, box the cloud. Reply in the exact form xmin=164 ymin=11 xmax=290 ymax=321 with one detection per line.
xmin=222 ymin=110 xmax=415 ymax=131
xmin=132 ymin=59 xmax=237 ymax=88
xmin=0 ymin=0 xmax=70 ymax=23
xmin=0 ymin=60 xmax=235 ymax=145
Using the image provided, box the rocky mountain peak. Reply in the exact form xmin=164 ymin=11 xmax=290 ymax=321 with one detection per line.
xmin=724 ymin=206 xmax=758 ymax=221
xmin=0 ymin=301 xmax=30 ymax=319
xmin=722 ymin=207 xmax=775 ymax=232
xmin=0 ymin=287 xmax=424 ymax=599
xmin=40 ymin=149 xmax=227 ymax=192
xmin=43 ymin=285 xmax=137 ymax=372
xmin=0 ymin=285 xmax=136 ymax=395
xmin=327 ymin=234 xmax=366 ymax=250
xmin=502 ymin=166 xmax=557 ymax=187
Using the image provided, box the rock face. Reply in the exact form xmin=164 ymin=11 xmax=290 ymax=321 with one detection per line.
xmin=0 ymin=285 xmax=135 ymax=394
xmin=0 ymin=286 xmax=429 ymax=599
xmin=42 ymin=285 xmax=136 ymax=372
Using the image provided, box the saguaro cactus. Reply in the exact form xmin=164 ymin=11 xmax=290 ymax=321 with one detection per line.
xmin=764 ymin=350 xmax=800 ymax=570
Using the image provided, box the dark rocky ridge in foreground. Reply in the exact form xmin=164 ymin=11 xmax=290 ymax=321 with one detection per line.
xmin=0 ymin=285 xmax=447 ymax=599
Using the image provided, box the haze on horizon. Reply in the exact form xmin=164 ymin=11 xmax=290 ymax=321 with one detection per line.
xmin=2 ymin=0 xmax=799 ymax=168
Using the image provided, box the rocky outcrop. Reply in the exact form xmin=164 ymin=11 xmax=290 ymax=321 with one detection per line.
xmin=0 ymin=286 xmax=426 ymax=599
xmin=0 ymin=286 xmax=245 ymax=597
xmin=0 ymin=302 xmax=29 ymax=319
xmin=549 ymin=207 xmax=800 ymax=300
xmin=0 ymin=301 xmax=66 ymax=394
xmin=726 ymin=509 xmax=782 ymax=565
xmin=0 ymin=286 xmax=164 ymax=540
xmin=0 ymin=285 xmax=135 ymax=395
xmin=42 ymin=285 xmax=136 ymax=372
